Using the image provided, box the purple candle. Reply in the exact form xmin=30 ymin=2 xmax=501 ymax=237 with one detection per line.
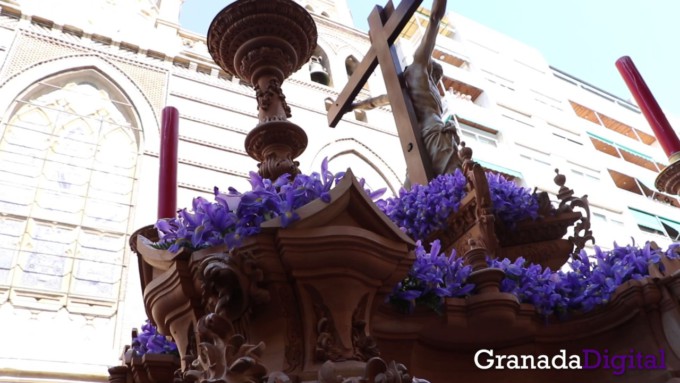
xmin=158 ymin=106 xmax=179 ymax=219
xmin=616 ymin=56 xmax=680 ymax=161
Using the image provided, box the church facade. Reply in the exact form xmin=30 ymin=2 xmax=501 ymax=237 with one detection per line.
xmin=0 ymin=0 xmax=677 ymax=382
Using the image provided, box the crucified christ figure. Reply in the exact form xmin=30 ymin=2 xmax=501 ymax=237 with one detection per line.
xmin=352 ymin=0 xmax=461 ymax=185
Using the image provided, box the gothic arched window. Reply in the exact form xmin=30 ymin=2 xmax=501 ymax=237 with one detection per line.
xmin=0 ymin=70 xmax=140 ymax=305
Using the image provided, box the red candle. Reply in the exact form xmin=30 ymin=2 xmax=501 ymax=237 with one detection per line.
xmin=616 ymin=56 xmax=680 ymax=161
xmin=158 ymin=106 xmax=179 ymax=219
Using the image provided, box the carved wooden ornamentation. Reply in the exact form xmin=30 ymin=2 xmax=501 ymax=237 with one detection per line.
xmin=276 ymin=287 xmax=304 ymax=373
xmin=125 ymin=171 xmax=414 ymax=382
xmin=199 ymin=249 xmax=271 ymax=322
xmin=316 ymin=358 xmax=431 ymax=383
xmin=351 ymin=295 xmax=381 ymax=361
xmin=305 ymin=285 xmax=382 ymax=364
xmin=182 ymin=313 xmax=268 ymax=383
xmin=554 ymin=169 xmax=595 ymax=253
xmin=306 ymin=284 xmax=347 ymax=362
xmin=425 ymin=144 xmax=586 ymax=270
xmin=254 ymin=78 xmax=292 ymax=119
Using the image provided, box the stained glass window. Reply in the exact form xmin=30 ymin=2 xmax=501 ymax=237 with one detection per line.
xmin=0 ymin=73 xmax=139 ymax=304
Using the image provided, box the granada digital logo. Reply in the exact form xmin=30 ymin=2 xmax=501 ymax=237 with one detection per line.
xmin=474 ymin=349 xmax=666 ymax=375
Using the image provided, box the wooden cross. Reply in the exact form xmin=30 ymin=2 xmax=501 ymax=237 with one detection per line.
xmin=326 ymin=0 xmax=434 ymax=186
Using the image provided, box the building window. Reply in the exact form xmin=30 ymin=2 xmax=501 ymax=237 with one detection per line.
xmin=519 ymin=154 xmax=550 ymax=166
xmin=0 ymin=71 xmax=139 ymax=307
xmin=460 ymin=129 xmax=498 ymax=147
xmin=628 ymin=208 xmax=680 ymax=241
xmin=481 ymin=69 xmax=515 ymax=91
xmin=549 ymin=123 xmax=582 ymax=145
xmin=458 ymin=122 xmax=497 ymax=147
xmin=568 ymin=161 xmax=600 ymax=182
xmin=591 ymin=210 xmax=626 ymax=249
xmin=553 ymin=132 xmax=583 ymax=145
xmin=516 ymin=143 xmax=550 ymax=166
xmin=498 ymin=105 xmax=533 ymax=128
xmin=592 ymin=212 xmax=623 ymax=226
xmin=531 ymin=89 xmax=563 ymax=111
xmin=570 ymin=169 xmax=599 ymax=182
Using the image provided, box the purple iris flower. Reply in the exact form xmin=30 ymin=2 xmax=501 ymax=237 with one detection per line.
xmin=389 ymin=240 xmax=474 ymax=314
xmin=394 ymin=238 xmax=677 ymax=319
xmin=130 ymin=320 xmax=178 ymax=356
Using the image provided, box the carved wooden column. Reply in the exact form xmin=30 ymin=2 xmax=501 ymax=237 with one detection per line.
xmin=207 ymin=0 xmax=315 ymax=180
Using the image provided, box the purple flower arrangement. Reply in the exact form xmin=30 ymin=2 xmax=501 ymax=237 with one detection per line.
xmin=390 ymin=240 xmax=679 ymax=318
xmin=376 ymin=170 xmax=539 ymax=240
xmin=155 ymin=159 xmax=360 ymax=252
xmin=130 ymin=320 xmax=178 ymax=356
xmin=155 ymin=158 xmax=540 ymax=252
xmin=389 ymin=240 xmax=474 ymax=313
xmin=486 ymin=172 xmax=539 ymax=228
xmin=156 ymin=161 xmax=679 ymax=320
xmin=494 ymin=242 xmax=677 ymax=318
xmin=376 ymin=170 xmax=468 ymax=241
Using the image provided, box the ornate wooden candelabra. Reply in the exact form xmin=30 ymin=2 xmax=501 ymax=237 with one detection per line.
xmin=207 ymin=0 xmax=315 ymax=180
